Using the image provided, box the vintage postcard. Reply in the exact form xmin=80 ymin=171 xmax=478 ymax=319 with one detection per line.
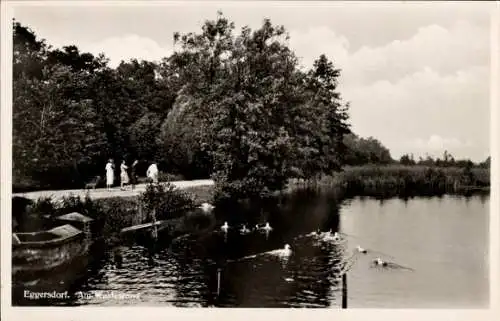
xmin=1 ymin=1 xmax=499 ymax=320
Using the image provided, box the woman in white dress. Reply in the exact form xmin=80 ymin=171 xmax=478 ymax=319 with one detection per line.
xmin=120 ymin=160 xmax=129 ymax=190
xmin=146 ymin=162 xmax=159 ymax=184
xmin=105 ymin=159 xmax=114 ymax=191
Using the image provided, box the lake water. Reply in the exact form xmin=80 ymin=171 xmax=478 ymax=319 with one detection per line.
xmin=13 ymin=191 xmax=489 ymax=308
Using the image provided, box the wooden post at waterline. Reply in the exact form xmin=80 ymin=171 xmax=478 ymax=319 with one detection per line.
xmin=217 ymin=268 xmax=222 ymax=296
xmin=341 ymin=272 xmax=348 ymax=309
xmin=138 ymin=202 xmax=144 ymax=225
xmin=151 ymin=208 xmax=158 ymax=240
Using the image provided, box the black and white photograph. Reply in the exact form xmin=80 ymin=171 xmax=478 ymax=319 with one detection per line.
xmin=1 ymin=0 xmax=498 ymax=316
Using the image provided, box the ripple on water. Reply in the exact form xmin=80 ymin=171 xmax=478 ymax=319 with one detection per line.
xmin=13 ymin=194 xmax=486 ymax=308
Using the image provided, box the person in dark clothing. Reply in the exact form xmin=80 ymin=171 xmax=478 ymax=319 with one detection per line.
xmin=130 ymin=160 xmax=138 ymax=190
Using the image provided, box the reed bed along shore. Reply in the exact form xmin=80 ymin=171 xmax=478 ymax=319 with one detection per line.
xmin=287 ymin=165 xmax=490 ymax=198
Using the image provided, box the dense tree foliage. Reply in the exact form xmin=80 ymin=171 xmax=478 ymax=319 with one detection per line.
xmin=168 ymin=14 xmax=350 ymax=201
xmin=13 ymin=22 xmax=109 ymax=189
xmin=12 ymin=17 xmax=487 ymax=198
xmin=13 ymin=21 xmax=173 ymax=189
xmin=342 ymin=133 xmax=393 ymax=165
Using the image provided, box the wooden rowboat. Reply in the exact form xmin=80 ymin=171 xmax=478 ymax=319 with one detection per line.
xmin=12 ymin=213 xmax=94 ymax=276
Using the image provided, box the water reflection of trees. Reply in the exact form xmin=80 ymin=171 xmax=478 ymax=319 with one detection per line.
xmin=169 ymin=188 xmax=347 ymax=307
xmin=16 ymin=188 xmax=350 ymax=307
xmin=478 ymin=193 xmax=489 ymax=205
xmin=11 ymin=239 xmax=115 ymax=306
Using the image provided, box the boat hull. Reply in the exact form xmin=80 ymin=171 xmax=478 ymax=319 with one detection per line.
xmin=13 ymin=224 xmax=90 ymax=276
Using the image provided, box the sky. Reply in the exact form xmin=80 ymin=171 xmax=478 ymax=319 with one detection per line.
xmin=11 ymin=1 xmax=493 ymax=162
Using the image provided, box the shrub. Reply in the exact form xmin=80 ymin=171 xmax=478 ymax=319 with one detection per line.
xmin=138 ymin=182 xmax=197 ymax=221
xmin=58 ymin=194 xmax=102 ymax=218
xmin=94 ymin=197 xmax=138 ymax=238
xmin=28 ymin=197 xmax=55 ymax=217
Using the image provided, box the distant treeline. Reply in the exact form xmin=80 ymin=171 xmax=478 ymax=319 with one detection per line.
xmin=12 ymin=16 xmax=490 ymax=198
xmin=342 ymin=135 xmax=490 ymax=169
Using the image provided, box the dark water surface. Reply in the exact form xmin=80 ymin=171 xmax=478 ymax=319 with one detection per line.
xmin=13 ymin=191 xmax=489 ymax=308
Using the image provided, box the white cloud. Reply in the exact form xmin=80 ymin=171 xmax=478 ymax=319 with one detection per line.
xmin=404 ymin=135 xmax=478 ymax=160
xmin=344 ymin=66 xmax=489 ymax=161
xmin=288 ymin=20 xmax=489 ymax=162
xmin=288 ymin=27 xmax=350 ymax=71
xmin=80 ymin=34 xmax=172 ymax=67
xmin=413 ymin=135 xmax=471 ymax=151
xmin=289 ymin=20 xmax=488 ymax=86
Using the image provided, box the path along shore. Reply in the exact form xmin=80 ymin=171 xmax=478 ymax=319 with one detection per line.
xmin=13 ymin=179 xmax=215 ymax=201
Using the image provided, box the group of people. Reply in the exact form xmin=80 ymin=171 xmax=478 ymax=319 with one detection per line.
xmin=105 ymin=159 xmax=159 ymax=191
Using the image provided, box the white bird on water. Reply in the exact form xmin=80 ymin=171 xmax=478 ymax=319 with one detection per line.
xmin=199 ymin=202 xmax=215 ymax=213
xmin=308 ymin=229 xmax=322 ymax=237
xmin=322 ymin=231 xmax=341 ymax=242
xmin=373 ymin=257 xmax=388 ymax=267
xmin=267 ymin=244 xmax=292 ymax=257
xmin=262 ymin=222 xmax=273 ymax=232
xmin=221 ymin=221 xmax=229 ymax=232
xmin=230 ymin=244 xmax=293 ymax=263
xmin=240 ymin=224 xmax=250 ymax=234
xmin=371 ymin=257 xmax=414 ymax=271
xmin=356 ymin=245 xmax=368 ymax=254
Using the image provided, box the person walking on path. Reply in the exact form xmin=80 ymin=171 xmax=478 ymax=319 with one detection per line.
xmin=120 ymin=160 xmax=130 ymax=190
xmin=146 ymin=162 xmax=159 ymax=184
xmin=130 ymin=160 xmax=138 ymax=190
xmin=105 ymin=159 xmax=114 ymax=191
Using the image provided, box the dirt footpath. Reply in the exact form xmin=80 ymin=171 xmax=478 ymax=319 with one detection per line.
xmin=13 ymin=179 xmax=215 ymax=200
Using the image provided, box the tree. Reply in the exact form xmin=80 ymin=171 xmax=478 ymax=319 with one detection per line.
xmin=171 ymin=14 xmax=351 ymax=202
xmin=13 ymin=20 xmax=49 ymax=80
xmin=12 ymin=16 xmax=354 ymax=194
xmin=479 ymin=156 xmax=490 ymax=168
xmin=129 ymin=112 xmax=162 ymax=161
xmin=13 ymin=21 xmax=110 ymax=188
xmin=159 ymin=92 xmax=214 ymax=178
xmin=343 ymin=133 xmax=393 ymax=165
xmin=299 ymin=55 xmax=350 ymax=174
xmin=399 ymin=154 xmax=415 ymax=166
xmin=46 ymin=45 xmax=105 ymax=73
xmin=13 ymin=64 xmax=106 ymax=188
